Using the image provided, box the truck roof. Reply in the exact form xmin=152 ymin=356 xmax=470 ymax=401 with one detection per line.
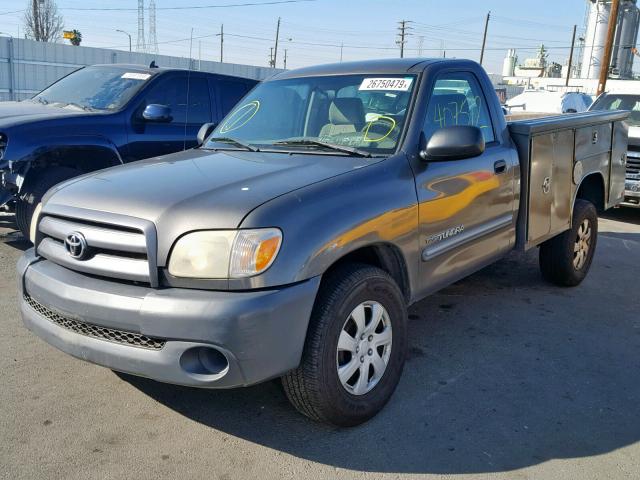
xmin=88 ymin=63 xmax=256 ymax=81
xmin=273 ymin=58 xmax=463 ymax=80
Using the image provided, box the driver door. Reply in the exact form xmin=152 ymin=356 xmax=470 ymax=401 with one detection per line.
xmin=414 ymin=71 xmax=516 ymax=294
xmin=126 ymin=75 xmax=212 ymax=160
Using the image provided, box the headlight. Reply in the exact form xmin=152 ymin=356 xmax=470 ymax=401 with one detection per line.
xmin=29 ymin=202 xmax=43 ymax=244
xmin=168 ymin=228 xmax=282 ymax=279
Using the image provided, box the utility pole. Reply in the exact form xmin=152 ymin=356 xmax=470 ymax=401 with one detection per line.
xmin=597 ymin=0 xmax=620 ymax=96
xmin=340 ymin=42 xmax=344 ymax=62
xmin=269 ymin=47 xmax=274 ymax=67
xmin=417 ymin=36 xmax=424 ymax=56
xmin=396 ymin=20 xmax=412 ymax=58
xmin=273 ymin=17 xmax=281 ymax=68
xmin=479 ymin=11 xmax=491 ymax=65
xmin=284 ymin=49 xmax=288 ymax=69
xmin=566 ymin=24 xmax=577 ymax=87
xmin=31 ymin=0 xmax=40 ymax=41
xmin=220 ymin=24 xmax=224 ymax=62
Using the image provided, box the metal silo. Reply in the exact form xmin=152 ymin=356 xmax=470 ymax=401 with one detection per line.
xmin=581 ymin=0 xmax=612 ymax=79
xmin=613 ymin=0 xmax=640 ymax=78
xmin=502 ymin=49 xmax=517 ymax=77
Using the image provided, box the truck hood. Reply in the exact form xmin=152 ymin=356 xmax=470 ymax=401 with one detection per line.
xmin=628 ymin=126 xmax=640 ymax=145
xmin=0 ymin=101 xmax=89 ymax=128
xmin=45 ymin=148 xmax=373 ymax=231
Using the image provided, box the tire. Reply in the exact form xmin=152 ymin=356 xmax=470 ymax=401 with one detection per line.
xmin=539 ymin=199 xmax=598 ymax=287
xmin=15 ymin=167 xmax=80 ymax=240
xmin=282 ymin=263 xmax=407 ymax=427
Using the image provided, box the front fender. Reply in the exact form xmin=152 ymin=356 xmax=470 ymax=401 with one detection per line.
xmin=232 ymin=154 xmax=420 ymax=293
xmin=3 ymin=135 xmax=123 ymax=191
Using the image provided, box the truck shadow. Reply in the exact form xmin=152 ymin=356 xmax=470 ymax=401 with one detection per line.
xmin=601 ymin=207 xmax=640 ymax=226
xmin=0 ymin=214 xmax=30 ymax=252
xmin=119 ymin=247 xmax=640 ymax=475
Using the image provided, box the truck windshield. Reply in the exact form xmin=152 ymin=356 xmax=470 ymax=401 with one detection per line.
xmin=30 ymin=66 xmax=152 ymax=111
xmin=205 ymin=74 xmax=417 ymax=155
xmin=590 ymin=94 xmax=640 ymax=126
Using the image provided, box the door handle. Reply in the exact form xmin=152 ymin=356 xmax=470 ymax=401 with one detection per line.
xmin=494 ymin=159 xmax=507 ymax=174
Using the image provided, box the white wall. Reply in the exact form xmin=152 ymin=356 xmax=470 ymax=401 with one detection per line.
xmin=0 ymin=37 xmax=280 ymax=101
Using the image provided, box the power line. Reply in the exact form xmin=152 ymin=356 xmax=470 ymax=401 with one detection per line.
xmin=0 ymin=9 xmax=24 ymax=16
xmin=62 ymin=0 xmax=316 ymax=11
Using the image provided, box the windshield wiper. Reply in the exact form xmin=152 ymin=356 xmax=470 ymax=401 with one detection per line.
xmin=62 ymin=102 xmax=95 ymax=112
xmin=273 ymin=139 xmax=372 ymax=158
xmin=33 ymin=96 xmax=49 ymax=105
xmin=206 ymin=137 xmax=258 ymax=152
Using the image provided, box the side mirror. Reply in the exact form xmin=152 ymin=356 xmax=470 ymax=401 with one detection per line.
xmin=419 ymin=126 xmax=485 ymax=162
xmin=197 ymin=122 xmax=217 ymax=146
xmin=142 ymin=104 xmax=172 ymax=122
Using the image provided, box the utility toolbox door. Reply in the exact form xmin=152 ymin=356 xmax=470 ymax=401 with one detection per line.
xmin=609 ymin=121 xmax=628 ymax=206
xmin=575 ymin=123 xmax=612 ymax=160
xmin=527 ymin=130 xmax=573 ymax=245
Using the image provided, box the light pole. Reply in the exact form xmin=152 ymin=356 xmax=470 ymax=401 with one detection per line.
xmin=116 ymin=29 xmax=132 ymax=52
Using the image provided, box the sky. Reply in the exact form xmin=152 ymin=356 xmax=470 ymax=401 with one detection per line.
xmin=0 ymin=0 xmax=589 ymax=74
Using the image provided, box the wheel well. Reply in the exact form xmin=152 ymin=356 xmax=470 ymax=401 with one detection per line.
xmin=31 ymin=146 xmax=121 ymax=174
xmin=576 ymin=173 xmax=605 ymax=212
xmin=324 ymin=244 xmax=411 ymax=303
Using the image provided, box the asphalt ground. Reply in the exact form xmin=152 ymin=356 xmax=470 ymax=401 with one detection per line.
xmin=1 ymin=209 xmax=639 ymax=480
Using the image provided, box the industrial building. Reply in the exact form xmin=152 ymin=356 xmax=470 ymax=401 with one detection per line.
xmin=501 ymin=0 xmax=640 ymax=94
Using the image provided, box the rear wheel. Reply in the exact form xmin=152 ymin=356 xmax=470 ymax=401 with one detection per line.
xmin=16 ymin=167 xmax=80 ymax=240
xmin=282 ymin=263 xmax=407 ymax=427
xmin=539 ymin=199 xmax=598 ymax=286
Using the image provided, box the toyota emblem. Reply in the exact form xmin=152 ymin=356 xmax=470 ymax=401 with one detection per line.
xmin=64 ymin=232 xmax=88 ymax=259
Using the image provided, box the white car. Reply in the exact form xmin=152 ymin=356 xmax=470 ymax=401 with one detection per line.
xmin=506 ymin=90 xmax=593 ymax=114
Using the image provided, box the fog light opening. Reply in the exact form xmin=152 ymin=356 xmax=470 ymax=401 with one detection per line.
xmin=180 ymin=346 xmax=229 ymax=377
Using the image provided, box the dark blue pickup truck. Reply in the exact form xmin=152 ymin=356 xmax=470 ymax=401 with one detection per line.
xmin=0 ymin=63 xmax=258 ymax=237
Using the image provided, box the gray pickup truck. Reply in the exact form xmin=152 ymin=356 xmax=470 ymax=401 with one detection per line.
xmin=18 ymin=59 xmax=628 ymax=427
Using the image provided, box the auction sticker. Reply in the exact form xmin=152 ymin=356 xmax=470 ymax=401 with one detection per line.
xmin=359 ymin=77 xmax=413 ymax=91
xmin=121 ymin=72 xmax=151 ymax=80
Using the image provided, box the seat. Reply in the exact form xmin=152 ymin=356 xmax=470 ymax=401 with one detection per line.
xmin=319 ymin=98 xmax=366 ymax=138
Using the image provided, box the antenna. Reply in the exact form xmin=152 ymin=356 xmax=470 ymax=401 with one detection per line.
xmin=149 ymin=0 xmax=159 ymax=55
xmin=136 ymin=0 xmax=146 ymax=52
xmin=184 ymin=28 xmax=194 ymax=151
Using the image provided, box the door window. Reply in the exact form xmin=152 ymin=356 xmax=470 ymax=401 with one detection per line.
xmin=423 ymin=72 xmax=495 ymax=143
xmin=218 ymin=80 xmax=250 ymax=116
xmin=141 ymin=76 xmax=211 ymax=124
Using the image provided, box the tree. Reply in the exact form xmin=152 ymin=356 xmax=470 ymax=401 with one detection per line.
xmin=24 ymin=0 xmax=64 ymax=42
xmin=70 ymin=29 xmax=82 ymax=46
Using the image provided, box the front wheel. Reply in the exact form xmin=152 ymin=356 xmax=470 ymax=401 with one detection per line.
xmin=282 ymin=263 xmax=407 ymax=427
xmin=539 ymin=199 xmax=598 ymax=286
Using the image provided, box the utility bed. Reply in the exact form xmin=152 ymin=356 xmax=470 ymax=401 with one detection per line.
xmin=508 ymin=110 xmax=629 ymax=250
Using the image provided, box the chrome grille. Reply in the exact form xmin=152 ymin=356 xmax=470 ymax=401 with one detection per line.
xmin=24 ymin=294 xmax=166 ymax=350
xmin=37 ymin=215 xmax=153 ymax=285
xmin=627 ymin=155 xmax=640 ymax=177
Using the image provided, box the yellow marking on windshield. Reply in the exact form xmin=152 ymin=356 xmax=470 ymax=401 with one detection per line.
xmin=362 ymin=115 xmax=396 ymax=143
xmin=219 ymin=100 xmax=260 ymax=134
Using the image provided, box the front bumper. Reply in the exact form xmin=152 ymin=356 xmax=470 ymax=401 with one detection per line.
xmin=18 ymin=249 xmax=320 ymax=388
xmin=622 ymin=179 xmax=640 ymax=207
